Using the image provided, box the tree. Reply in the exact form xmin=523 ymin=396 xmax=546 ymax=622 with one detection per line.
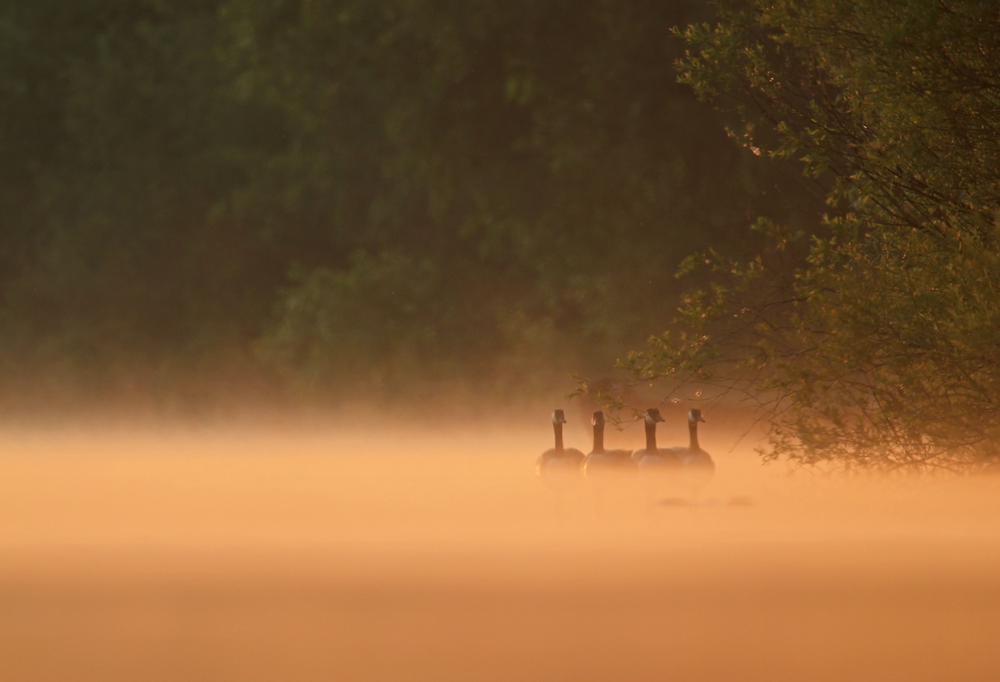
xmin=622 ymin=0 xmax=1000 ymax=470
xmin=232 ymin=0 xmax=800 ymax=397
xmin=0 ymin=0 xmax=809 ymax=409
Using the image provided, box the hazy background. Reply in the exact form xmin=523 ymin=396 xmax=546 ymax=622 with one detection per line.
xmin=0 ymin=0 xmax=821 ymax=416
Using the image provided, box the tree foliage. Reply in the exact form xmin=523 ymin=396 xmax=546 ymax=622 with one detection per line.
xmin=233 ymin=0 xmax=792 ymax=394
xmin=630 ymin=0 xmax=1000 ymax=470
xmin=0 ymin=0 xmax=288 ymax=402
xmin=0 ymin=0 xmax=810 ymax=405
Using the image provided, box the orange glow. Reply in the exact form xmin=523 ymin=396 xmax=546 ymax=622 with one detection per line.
xmin=1 ymin=417 xmax=999 ymax=680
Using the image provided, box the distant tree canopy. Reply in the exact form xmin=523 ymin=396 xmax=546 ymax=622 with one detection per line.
xmin=0 ymin=0 xmax=809 ymax=407
xmin=628 ymin=0 xmax=1000 ymax=470
xmin=0 ymin=0 xmax=285 ymax=402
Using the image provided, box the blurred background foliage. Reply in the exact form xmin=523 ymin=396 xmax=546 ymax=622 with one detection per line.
xmin=0 ymin=0 xmax=817 ymax=410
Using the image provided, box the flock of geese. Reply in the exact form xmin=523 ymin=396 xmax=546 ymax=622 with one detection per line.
xmin=537 ymin=407 xmax=715 ymax=492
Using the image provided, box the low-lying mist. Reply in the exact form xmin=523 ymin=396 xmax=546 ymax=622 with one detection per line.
xmin=2 ymin=410 xmax=999 ymax=681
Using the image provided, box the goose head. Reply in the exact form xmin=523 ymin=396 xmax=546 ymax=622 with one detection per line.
xmin=592 ymin=411 xmax=605 ymax=427
xmin=644 ymin=408 xmax=665 ymax=424
xmin=688 ymin=409 xmax=705 ymax=424
xmin=552 ymin=409 xmax=567 ymax=424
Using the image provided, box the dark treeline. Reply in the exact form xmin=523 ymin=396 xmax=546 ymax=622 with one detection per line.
xmin=0 ymin=0 xmax=816 ymax=410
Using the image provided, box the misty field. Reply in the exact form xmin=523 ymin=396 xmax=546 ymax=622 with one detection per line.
xmin=2 ymin=418 xmax=999 ymax=681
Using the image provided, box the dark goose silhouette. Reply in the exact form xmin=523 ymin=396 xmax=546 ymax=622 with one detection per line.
xmin=667 ymin=408 xmax=715 ymax=490
xmin=536 ymin=409 xmax=585 ymax=477
xmin=633 ymin=408 xmax=681 ymax=471
xmin=583 ymin=411 xmax=634 ymax=475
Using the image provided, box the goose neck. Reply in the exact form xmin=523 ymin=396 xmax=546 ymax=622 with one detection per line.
xmin=645 ymin=420 xmax=657 ymax=452
xmin=592 ymin=424 xmax=605 ymax=454
xmin=553 ymin=422 xmax=564 ymax=453
xmin=689 ymin=421 xmax=700 ymax=452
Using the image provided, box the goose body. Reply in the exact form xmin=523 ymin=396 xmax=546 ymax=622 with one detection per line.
xmin=583 ymin=411 xmax=634 ymax=475
xmin=536 ymin=409 xmax=585 ymax=478
xmin=633 ymin=408 xmax=681 ymax=471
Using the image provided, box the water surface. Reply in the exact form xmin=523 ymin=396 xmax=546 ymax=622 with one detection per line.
xmin=1 ymin=422 xmax=998 ymax=681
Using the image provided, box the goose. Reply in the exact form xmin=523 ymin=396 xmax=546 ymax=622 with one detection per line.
xmin=583 ymin=410 xmax=634 ymax=475
xmin=633 ymin=408 xmax=681 ymax=471
xmin=669 ymin=408 xmax=715 ymax=489
xmin=536 ymin=409 xmax=585 ymax=477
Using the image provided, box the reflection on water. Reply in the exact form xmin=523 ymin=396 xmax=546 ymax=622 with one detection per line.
xmin=1 ymin=420 xmax=999 ymax=681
